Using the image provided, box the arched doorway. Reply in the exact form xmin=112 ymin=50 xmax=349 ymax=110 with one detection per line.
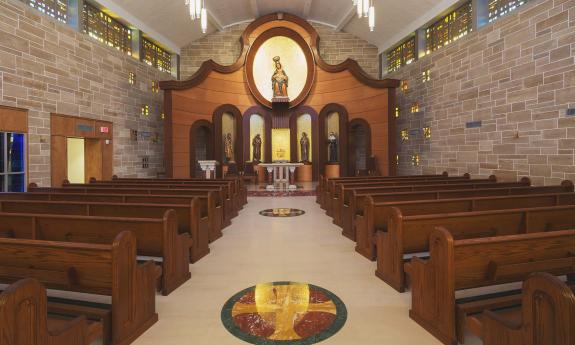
xmin=189 ymin=120 xmax=214 ymax=178
xmin=348 ymin=119 xmax=372 ymax=176
xmin=319 ymin=104 xmax=349 ymax=177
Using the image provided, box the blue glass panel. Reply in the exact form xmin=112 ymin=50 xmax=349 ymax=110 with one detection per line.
xmin=8 ymin=174 xmax=25 ymax=192
xmin=0 ymin=175 xmax=4 ymax=192
xmin=7 ymin=133 xmax=25 ymax=173
xmin=0 ymin=132 xmax=4 ymax=173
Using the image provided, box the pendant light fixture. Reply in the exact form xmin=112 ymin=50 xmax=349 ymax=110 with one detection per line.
xmin=201 ymin=1 xmax=207 ymax=34
xmin=368 ymin=2 xmax=375 ymax=31
xmin=186 ymin=0 xmax=208 ymax=34
xmin=353 ymin=0 xmax=375 ymax=31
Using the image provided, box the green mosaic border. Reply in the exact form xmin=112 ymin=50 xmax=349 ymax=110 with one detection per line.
xmin=221 ymin=281 xmax=347 ymax=345
xmin=258 ymin=209 xmax=306 ymax=217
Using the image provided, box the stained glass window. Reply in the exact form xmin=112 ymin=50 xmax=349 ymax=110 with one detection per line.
xmin=401 ymin=129 xmax=409 ymax=142
xmin=83 ymin=2 xmax=132 ymax=55
xmin=411 ymin=154 xmax=420 ymax=166
xmin=142 ymin=38 xmax=172 ymax=73
xmin=422 ymin=69 xmax=431 ymax=83
xmin=423 ymin=127 xmax=431 ymax=139
xmin=387 ymin=37 xmax=416 ymax=73
xmin=395 ymin=107 xmax=400 ymax=118
xmin=489 ymin=0 xmax=528 ymax=22
xmin=400 ymin=80 xmax=408 ymax=92
xmin=0 ymin=132 xmax=26 ymax=192
xmin=151 ymin=81 xmax=160 ymax=93
xmin=27 ymin=0 xmax=68 ymax=23
xmin=411 ymin=103 xmax=419 ymax=113
xmin=141 ymin=105 xmax=149 ymax=116
xmin=128 ymin=72 xmax=136 ymax=85
xmin=426 ymin=1 xmax=473 ymax=54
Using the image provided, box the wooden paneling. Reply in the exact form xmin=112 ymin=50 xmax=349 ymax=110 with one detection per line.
xmin=85 ymin=138 xmax=103 ymax=181
xmin=163 ymin=15 xmax=395 ymax=179
xmin=0 ymin=106 xmax=28 ymax=133
xmin=51 ymin=136 xmax=67 ymax=187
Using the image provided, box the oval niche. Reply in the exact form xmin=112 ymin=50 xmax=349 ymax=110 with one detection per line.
xmin=246 ymin=27 xmax=315 ymax=109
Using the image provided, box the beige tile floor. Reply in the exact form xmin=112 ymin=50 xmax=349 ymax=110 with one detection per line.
xmin=134 ymin=196 xmax=482 ymax=345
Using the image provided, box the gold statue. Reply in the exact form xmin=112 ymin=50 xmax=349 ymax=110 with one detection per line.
xmin=271 ymin=56 xmax=289 ymax=98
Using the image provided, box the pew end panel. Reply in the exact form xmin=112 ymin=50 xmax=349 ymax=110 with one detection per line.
xmin=0 ymin=278 xmax=101 ymax=345
xmin=375 ymin=206 xmax=407 ymax=292
xmin=480 ymin=273 xmax=575 ymax=345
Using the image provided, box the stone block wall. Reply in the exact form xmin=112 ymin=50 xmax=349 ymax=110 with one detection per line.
xmin=180 ymin=22 xmax=380 ymax=79
xmin=0 ymin=0 xmax=170 ymax=186
xmin=388 ymin=0 xmax=575 ymax=186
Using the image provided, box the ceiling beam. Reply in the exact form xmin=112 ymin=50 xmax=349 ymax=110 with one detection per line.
xmin=335 ymin=5 xmax=356 ymax=32
xmin=207 ymin=9 xmax=224 ymax=31
xmin=302 ymin=0 xmax=313 ymax=18
xmin=249 ymin=0 xmax=259 ymax=18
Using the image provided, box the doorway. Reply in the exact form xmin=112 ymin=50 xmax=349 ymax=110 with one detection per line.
xmin=66 ymin=138 xmax=85 ymax=183
xmin=189 ymin=120 xmax=214 ymax=178
xmin=348 ymin=119 xmax=371 ymax=176
xmin=50 ymin=114 xmax=113 ymax=186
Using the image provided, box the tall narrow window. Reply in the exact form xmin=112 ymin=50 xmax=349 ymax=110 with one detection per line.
xmin=387 ymin=37 xmax=416 ymax=73
xmin=83 ymin=2 xmax=132 ymax=55
xmin=411 ymin=153 xmax=420 ymax=166
xmin=0 ymin=132 xmax=27 ymax=192
xmin=489 ymin=0 xmax=528 ymax=22
xmin=142 ymin=38 xmax=172 ymax=73
xmin=27 ymin=0 xmax=68 ymax=22
xmin=426 ymin=1 xmax=473 ymax=54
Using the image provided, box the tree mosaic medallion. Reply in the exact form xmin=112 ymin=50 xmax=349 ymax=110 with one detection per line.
xmin=221 ymin=282 xmax=347 ymax=344
xmin=259 ymin=208 xmax=306 ymax=217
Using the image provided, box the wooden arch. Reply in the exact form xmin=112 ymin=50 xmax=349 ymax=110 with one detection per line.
xmin=213 ymin=104 xmax=243 ymax=177
xmin=319 ymin=103 xmax=349 ymax=177
xmin=289 ymin=106 xmax=320 ymax=180
xmin=347 ymin=118 xmax=372 ymax=176
xmin=160 ymin=13 xmax=400 ymax=92
xmin=242 ymin=106 xmax=273 ymax=163
xmin=189 ymin=119 xmax=214 ymax=177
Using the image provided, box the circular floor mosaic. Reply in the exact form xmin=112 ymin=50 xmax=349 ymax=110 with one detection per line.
xmin=221 ymin=282 xmax=347 ymax=345
xmin=259 ymin=208 xmax=305 ymax=217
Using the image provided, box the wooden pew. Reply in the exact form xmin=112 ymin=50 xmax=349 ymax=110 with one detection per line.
xmin=109 ymin=175 xmax=248 ymax=207
xmin=33 ymin=184 xmax=233 ymax=230
xmin=0 ymin=191 xmax=222 ymax=243
xmin=408 ymin=228 xmax=575 ymax=345
xmin=356 ymin=181 xmax=575 ymax=260
xmin=335 ymin=179 xmax=531 ymax=237
xmin=375 ymin=204 xmax=575 ymax=292
xmin=29 ymin=184 xmax=230 ymax=230
xmin=0 ymin=232 xmax=159 ymax=345
xmin=316 ymin=171 xmax=451 ymax=205
xmin=321 ymin=173 xmax=469 ymax=210
xmin=0 ymin=278 xmax=103 ymax=345
xmin=326 ymin=176 xmax=498 ymax=220
xmin=0 ymin=210 xmax=190 ymax=296
xmin=69 ymin=181 xmax=240 ymax=218
xmin=0 ymin=199 xmax=210 ymax=263
xmin=477 ymin=272 xmax=575 ymax=345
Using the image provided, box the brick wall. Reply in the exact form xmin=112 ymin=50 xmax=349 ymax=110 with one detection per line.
xmin=389 ymin=0 xmax=575 ymax=186
xmin=180 ymin=22 xmax=380 ymax=79
xmin=0 ymin=0 xmax=169 ymax=186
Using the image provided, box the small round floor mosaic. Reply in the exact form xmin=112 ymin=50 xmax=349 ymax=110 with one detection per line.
xmin=259 ymin=208 xmax=306 ymax=217
xmin=221 ymin=282 xmax=347 ymax=345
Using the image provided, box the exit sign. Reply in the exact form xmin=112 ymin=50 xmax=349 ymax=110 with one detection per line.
xmin=100 ymin=126 xmax=109 ymax=133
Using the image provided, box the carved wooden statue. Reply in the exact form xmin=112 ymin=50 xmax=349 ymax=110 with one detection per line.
xmin=252 ymin=134 xmax=262 ymax=162
xmin=271 ymin=56 xmax=289 ymax=98
xmin=300 ymin=132 xmax=310 ymax=163
xmin=224 ymin=133 xmax=234 ymax=163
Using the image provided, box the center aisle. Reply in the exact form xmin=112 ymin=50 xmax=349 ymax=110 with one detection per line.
xmin=134 ymin=196 xmax=449 ymax=345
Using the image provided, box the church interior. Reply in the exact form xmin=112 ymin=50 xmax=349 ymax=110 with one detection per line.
xmin=1 ymin=0 xmax=574 ymax=344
